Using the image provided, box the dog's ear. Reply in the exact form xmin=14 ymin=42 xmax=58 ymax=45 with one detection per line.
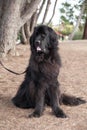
xmin=48 ymin=27 xmax=58 ymax=48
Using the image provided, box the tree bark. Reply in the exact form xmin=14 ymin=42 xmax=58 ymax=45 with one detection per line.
xmin=0 ymin=0 xmax=40 ymax=57
xmin=68 ymin=3 xmax=85 ymax=40
xmin=83 ymin=18 xmax=87 ymax=39
xmin=0 ymin=0 xmax=21 ymax=57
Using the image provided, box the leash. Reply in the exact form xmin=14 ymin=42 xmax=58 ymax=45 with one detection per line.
xmin=0 ymin=61 xmax=26 ymax=75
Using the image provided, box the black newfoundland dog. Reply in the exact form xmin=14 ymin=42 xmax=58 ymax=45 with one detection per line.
xmin=12 ymin=25 xmax=86 ymax=118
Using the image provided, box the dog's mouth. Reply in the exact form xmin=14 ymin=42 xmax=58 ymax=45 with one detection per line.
xmin=36 ymin=46 xmax=42 ymax=52
xmin=36 ymin=46 xmax=45 ymax=54
xmin=36 ymin=46 xmax=49 ymax=56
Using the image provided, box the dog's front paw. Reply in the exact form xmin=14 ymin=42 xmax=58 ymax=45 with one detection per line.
xmin=29 ymin=111 xmax=41 ymax=118
xmin=54 ymin=108 xmax=67 ymax=118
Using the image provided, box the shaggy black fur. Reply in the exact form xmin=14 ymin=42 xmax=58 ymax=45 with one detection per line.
xmin=12 ymin=25 xmax=86 ymax=118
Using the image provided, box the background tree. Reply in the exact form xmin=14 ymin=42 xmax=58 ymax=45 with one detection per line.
xmin=59 ymin=2 xmax=78 ymax=36
xmin=82 ymin=0 xmax=87 ymax=39
xmin=37 ymin=0 xmax=59 ymax=25
xmin=68 ymin=2 xmax=85 ymax=40
xmin=47 ymin=0 xmax=58 ymax=25
xmin=59 ymin=2 xmax=75 ymax=25
xmin=0 ymin=0 xmax=40 ymax=57
xmin=83 ymin=18 xmax=87 ymax=39
xmin=59 ymin=0 xmax=87 ymax=40
xmin=41 ymin=0 xmax=51 ymax=24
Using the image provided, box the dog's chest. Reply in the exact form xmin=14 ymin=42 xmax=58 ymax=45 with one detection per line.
xmin=39 ymin=60 xmax=60 ymax=79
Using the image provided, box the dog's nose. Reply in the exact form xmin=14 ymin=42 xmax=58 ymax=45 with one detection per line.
xmin=35 ymin=40 xmax=41 ymax=45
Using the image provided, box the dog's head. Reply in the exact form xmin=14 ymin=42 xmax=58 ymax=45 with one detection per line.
xmin=30 ymin=25 xmax=58 ymax=55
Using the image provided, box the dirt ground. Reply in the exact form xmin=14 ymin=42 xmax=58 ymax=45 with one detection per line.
xmin=0 ymin=40 xmax=87 ymax=130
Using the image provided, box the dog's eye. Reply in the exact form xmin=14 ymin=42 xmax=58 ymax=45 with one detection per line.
xmin=41 ymin=34 xmax=45 ymax=38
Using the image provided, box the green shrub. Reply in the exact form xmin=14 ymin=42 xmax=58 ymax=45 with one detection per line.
xmin=58 ymin=24 xmax=73 ymax=35
xmin=73 ymin=31 xmax=83 ymax=40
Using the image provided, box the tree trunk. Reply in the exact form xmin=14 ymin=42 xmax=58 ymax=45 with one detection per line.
xmin=0 ymin=0 xmax=40 ymax=57
xmin=0 ymin=0 xmax=21 ymax=57
xmin=83 ymin=18 xmax=87 ymax=39
xmin=68 ymin=3 xmax=85 ymax=40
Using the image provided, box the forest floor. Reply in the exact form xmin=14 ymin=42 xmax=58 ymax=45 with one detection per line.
xmin=0 ymin=40 xmax=87 ymax=130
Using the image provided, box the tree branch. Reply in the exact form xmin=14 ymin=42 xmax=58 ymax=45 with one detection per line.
xmin=41 ymin=0 xmax=51 ymax=24
xmin=20 ymin=0 xmax=40 ymax=28
xmin=47 ymin=0 xmax=58 ymax=25
xmin=37 ymin=0 xmax=46 ymax=21
xmin=30 ymin=12 xmax=38 ymax=33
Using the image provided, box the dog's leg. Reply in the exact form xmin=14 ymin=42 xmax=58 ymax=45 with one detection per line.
xmin=29 ymin=81 xmax=46 ymax=118
xmin=29 ymin=88 xmax=45 ymax=118
xmin=12 ymin=80 xmax=33 ymax=108
xmin=49 ymin=81 xmax=67 ymax=118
